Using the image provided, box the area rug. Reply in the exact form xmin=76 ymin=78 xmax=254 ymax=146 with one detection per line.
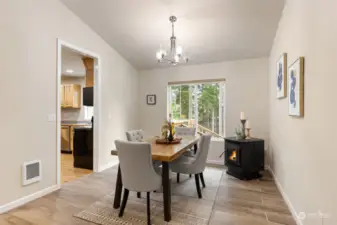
xmin=75 ymin=167 xmax=223 ymax=225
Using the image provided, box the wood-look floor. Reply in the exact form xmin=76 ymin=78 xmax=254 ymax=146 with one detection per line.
xmin=0 ymin=166 xmax=295 ymax=225
xmin=61 ymin=153 xmax=92 ymax=184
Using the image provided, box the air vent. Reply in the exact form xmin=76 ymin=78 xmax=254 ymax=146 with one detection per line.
xmin=22 ymin=160 xmax=41 ymax=186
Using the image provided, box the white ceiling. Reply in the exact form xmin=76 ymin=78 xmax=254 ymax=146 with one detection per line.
xmin=60 ymin=0 xmax=284 ymax=70
xmin=61 ymin=47 xmax=86 ymax=76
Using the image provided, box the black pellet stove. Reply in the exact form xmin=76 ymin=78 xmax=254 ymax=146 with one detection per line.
xmin=224 ymin=137 xmax=264 ymax=180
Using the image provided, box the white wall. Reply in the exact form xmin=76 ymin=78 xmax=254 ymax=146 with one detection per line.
xmin=139 ymin=58 xmax=269 ymax=164
xmin=269 ymin=1 xmax=337 ymax=224
xmin=0 ymin=0 xmax=139 ymax=207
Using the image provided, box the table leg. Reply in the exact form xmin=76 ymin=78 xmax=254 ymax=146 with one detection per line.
xmin=162 ymin=162 xmax=171 ymax=222
xmin=113 ymin=165 xmax=123 ymax=209
xmin=194 ymin=143 xmax=198 ymax=155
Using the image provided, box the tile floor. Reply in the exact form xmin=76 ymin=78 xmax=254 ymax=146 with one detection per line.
xmin=0 ymin=165 xmax=296 ymax=225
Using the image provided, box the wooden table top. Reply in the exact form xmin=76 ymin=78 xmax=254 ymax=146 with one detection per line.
xmin=150 ymin=136 xmax=199 ymax=162
xmin=111 ymin=136 xmax=200 ymax=162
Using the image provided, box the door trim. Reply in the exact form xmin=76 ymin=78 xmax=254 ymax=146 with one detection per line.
xmin=56 ymin=39 xmax=101 ymax=186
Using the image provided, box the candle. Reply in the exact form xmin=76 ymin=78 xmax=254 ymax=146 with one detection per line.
xmin=246 ymin=120 xmax=251 ymax=129
xmin=240 ymin=112 xmax=245 ymax=120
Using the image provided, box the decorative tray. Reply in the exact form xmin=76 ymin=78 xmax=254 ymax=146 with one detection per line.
xmin=155 ymin=137 xmax=182 ymax=145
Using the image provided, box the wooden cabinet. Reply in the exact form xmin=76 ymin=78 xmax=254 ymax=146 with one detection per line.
xmin=61 ymin=124 xmax=91 ymax=153
xmin=60 ymin=84 xmax=81 ymax=109
xmin=61 ymin=126 xmax=71 ymax=152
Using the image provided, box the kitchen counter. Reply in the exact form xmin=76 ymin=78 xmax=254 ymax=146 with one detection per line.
xmin=61 ymin=120 xmax=92 ymax=126
xmin=74 ymin=126 xmax=92 ymax=130
xmin=61 ymin=122 xmax=92 ymax=154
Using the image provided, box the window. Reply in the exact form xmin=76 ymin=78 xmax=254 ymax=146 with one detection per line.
xmin=167 ymin=81 xmax=225 ymax=138
xmin=84 ymin=106 xmax=94 ymax=121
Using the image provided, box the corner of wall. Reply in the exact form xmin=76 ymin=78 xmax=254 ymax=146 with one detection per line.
xmin=266 ymin=166 xmax=302 ymax=225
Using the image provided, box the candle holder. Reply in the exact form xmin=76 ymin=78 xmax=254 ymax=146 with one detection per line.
xmin=240 ymin=119 xmax=247 ymax=139
xmin=246 ymin=128 xmax=251 ymax=139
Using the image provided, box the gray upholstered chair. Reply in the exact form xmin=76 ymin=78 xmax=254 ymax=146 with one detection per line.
xmin=115 ymin=140 xmax=162 ymax=225
xmin=175 ymin=127 xmax=197 ymax=156
xmin=125 ymin=129 xmax=162 ymax=198
xmin=175 ymin=127 xmax=196 ymax=136
xmin=126 ymin=129 xmax=144 ymax=142
xmin=170 ymin=134 xmax=212 ymax=199
xmin=174 ymin=127 xmax=197 ymax=182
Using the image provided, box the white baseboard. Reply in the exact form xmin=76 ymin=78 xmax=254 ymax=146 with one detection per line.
xmin=98 ymin=160 xmax=119 ymax=172
xmin=206 ymin=159 xmax=224 ymax=166
xmin=0 ymin=184 xmax=60 ymax=214
xmin=266 ymin=166 xmax=302 ymax=225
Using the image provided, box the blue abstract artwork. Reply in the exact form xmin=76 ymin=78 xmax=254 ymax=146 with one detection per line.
xmin=289 ymin=70 xmax=296 ymax=108
xmin=276 ymin=54 xmax=287 ymax=98
xmin=277 ymin=62 xmax=283 ymax=90
xmin=288 ymin=57 xmax=304 ymax=117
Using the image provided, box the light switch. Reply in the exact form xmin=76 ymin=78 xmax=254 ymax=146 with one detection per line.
xmin=47 ymin=114 xmax=56 ymax=122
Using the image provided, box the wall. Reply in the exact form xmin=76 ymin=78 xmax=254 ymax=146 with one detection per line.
xmin=61 ymin=76 xmax=88 ymax=122
xmin=0 ymin=0 xmax=139 ymax=207
xmin=139 ymin=58 xmax=269 ymax=164
xmin=269 ymin=0 xmax=337 ymax=224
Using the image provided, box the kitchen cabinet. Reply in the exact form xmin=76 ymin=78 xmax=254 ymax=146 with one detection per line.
xmin=61 ymin=124 xmax=91 ymax=154
xmin=60 ymin=84 xmax=81 ymax=109
xmin=61 ymin=125 xmax=71 ymax=153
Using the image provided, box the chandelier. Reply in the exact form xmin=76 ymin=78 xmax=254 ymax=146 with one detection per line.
xmin=156 ymin=16 xmax=189 ymax=65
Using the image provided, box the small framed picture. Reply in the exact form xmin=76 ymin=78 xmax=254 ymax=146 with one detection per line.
xmin=146 ymin=94 xmax=156 ymax=105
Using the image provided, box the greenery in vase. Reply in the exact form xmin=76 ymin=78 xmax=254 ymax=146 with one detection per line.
xmin=235 ymin=126 xmax=244 ymax=139
xmin=161 ymin=120 xmax=169 ymax=139
xmin=168 ymin=121 xmax=174 ymax=142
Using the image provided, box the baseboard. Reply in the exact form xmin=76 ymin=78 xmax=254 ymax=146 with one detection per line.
xmin=98 ymin=160 xmax=119 ymax=172
xmin=0 ymin=184 xmax=60 ymax=214
xmin=206 ymin=160 xmax=225 ymax=166
xmin=206 ymin=160 xmax=224 ymax=167
xmin=266 ymin=166 xmax=302 ymax=225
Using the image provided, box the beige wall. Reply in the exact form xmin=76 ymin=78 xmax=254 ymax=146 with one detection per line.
xmin=139 ymin=58 xmax=269 ymax=164
xmin=269 ymin=0 xmax=337 ymax=224
xmin=0 ymin=0 xmax=139 ymax=206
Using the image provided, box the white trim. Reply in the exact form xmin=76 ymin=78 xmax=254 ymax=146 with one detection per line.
xmin=0 ymin=185 xmax=60 ymax=214
xmin=22 ymin=160 xmax=42 ymax=186
xmin=98 ymin=160 xmax=119 ymax=172
xmin=57 ymin=39 xmax=101 ymax=186
xmin=266 ymin=166 xmax=302 ymax=225
xmin=206 ymin=159 xmax=224 ymax=166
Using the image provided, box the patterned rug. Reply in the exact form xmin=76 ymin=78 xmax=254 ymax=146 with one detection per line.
xmin=74 ymin=167 xmax=223 ymax=225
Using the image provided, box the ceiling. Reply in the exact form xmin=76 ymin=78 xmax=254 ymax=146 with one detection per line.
xmin=60 ymin=0 xmax=285 ymax=70
xmin=61 ymin=47 xmax=86 ymax=76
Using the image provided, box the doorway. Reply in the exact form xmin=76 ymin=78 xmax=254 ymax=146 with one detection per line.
xmin=57 ymin=39 xmax=101 ymax=186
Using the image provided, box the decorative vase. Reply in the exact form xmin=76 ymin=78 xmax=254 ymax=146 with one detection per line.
xmin=168 ymin=127 xmax=174 ymax=142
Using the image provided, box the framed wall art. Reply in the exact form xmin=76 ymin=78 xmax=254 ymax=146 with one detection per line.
xmin=277 ymin=53 xmax=287 ymax=98
xmin=288 ymin=57 xmax=304 ymax=117
xmin=146 ymin=94 xmax=156 ymax=105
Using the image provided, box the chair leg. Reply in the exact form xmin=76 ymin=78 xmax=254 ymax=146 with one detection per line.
xmin=147 ymin=192 xmax=151 ymax=225
xmin=177 ymin=173 xmax=180 ymax=183
xmin=199 ymin=173 xmax=206 ymax=188
xmin=137 ymin=192 xmax=141 ymax=198
xmin=119 ymin=189 xmax=129 ymax=217
xmin=194 ymin=174 xmax=202 ymax=199
xmin=189 ymin=174 xmax=192 ymax=178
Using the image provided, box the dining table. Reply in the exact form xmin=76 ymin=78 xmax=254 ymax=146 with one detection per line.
xmin=111 ymin=135 xmax=200 ymax=222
